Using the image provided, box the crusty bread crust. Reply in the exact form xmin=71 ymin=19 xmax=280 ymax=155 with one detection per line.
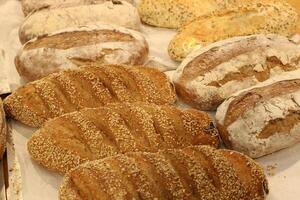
xmin=4 ymin=65 xmax=176 ymax=127
xmin=28 ymin=103 xmax=219 ymax=173
xmin=59 ymin=145 xmax=268 ymax=200
xmin=16 ymin=24 xmax=149 ymax=81
xmin=0 ymin=99 xmax=6 ymax=159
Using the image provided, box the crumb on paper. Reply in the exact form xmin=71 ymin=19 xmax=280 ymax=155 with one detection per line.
xmin=266 ymin=164 xmax=278 ymax=176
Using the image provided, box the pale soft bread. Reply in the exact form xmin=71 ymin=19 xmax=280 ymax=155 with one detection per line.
xmin=21 ymin=0 xmax=134 ymax=16
xmin=4 ymin=64 xmax=176 ymax=128
xmin=286 ymin=0 xmax=300 ymax=34
xmin=16 ymin=24 xmax=149 ymax=81
xmin=28 ymin=103 xmax=219 ymax=173
xmin=59 ymin=145 xmax=268 ymax=200
xmin=0 ymin=99 xmax=6 ymax=159
xmin=138 ymin=0 xmax=240 ymax=29
xmin=168 ymin=0 xmax=298 ymax=61
xmin=19 ymin=1 xmax=141 ymax=44
xmin=173 ymin=34 xmax=300 ymax=111
xmin=216 ymin=71 xmax=300 ymax=158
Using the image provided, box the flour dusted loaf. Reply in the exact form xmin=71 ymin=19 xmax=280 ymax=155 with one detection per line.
xmin=173 ymin=34 xmax=300 ymax=111
xmin=138 ymin=0 xmax=239 ymax=29
xmin=21 ymin=0 xmax=134 ymax=16
xmin=0 ymin=99 xmax=6 ymax=159
xmin=59 ymin=145 xmax=268 ymax=200
xmin=19 ymin=1 xmax=141 ymax=44
xmin=216 ymin=72 xmax=300 ymax=158
xmin=16 ymin=24 xmax=149 ymax=81
xmin=4 ymin=65 xmax=176 ymax=127
xmin=168 ymin=0 xmax=298 ymax=61
xmin=28 ymin=103 xmax=219 ymax=173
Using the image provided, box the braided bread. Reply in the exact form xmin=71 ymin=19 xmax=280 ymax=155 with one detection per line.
xmin=27 ymin=103 xmax=219 ymax=173
xmin=59 ymin=145 xmax=268 ymax=200
xmin=4 ymin=65 xmax=176 ymax=127
xmin=0 ymin=99 xmax=6 ymax=159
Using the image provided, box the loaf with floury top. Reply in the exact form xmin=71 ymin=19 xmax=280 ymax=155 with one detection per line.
xmin=16 ymin=24 xmax=149 ymax=81
xmin=28 ymin=103 xmax=219 ymax=173
xmin=21 ymin=0 xmax=134 ymax=16
xmin=4 ymin=65 xmax=176 ymax=127
xmin=59 ymin=145 xmax=268 ymax=200
xmin=216 ymin=72 xmax=300 ymax=158
xmin=19 ymin=1 xmax=141 ymax=44
xmin=173 ymin=34 xmax=300 ymax=111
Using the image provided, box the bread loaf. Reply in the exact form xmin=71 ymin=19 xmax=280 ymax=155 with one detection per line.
xmin=21 ymin=0 xmax=134 ymax=16
xmin=59 ymin=145 xmax=268 ymax=200
xmin=0 ymin=99 xmax=6 ymax=159
xmin=286 ymin=0 xmax=300 ymax=34
xmin=173 ymin=34 xmax=300 ymax=111
xmin=28 ymin=103 xmax=219 ymax=173
xmin=168 ymin=0 xmax=298 ymax=61
xmin=216 ymin=72 xmax=300 ymax=158
xmin=4 ymin=65 xmax=176 ymax=127
xmin=19 ymin=1 xmax=141 ymax=44
xmin=16 ymin=24 xmax=149 ymax=81
xmin=138 ymin=0 xmax=238 ymax=29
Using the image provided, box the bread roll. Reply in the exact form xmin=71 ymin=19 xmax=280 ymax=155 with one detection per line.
xmin=16 ymin=24 xmax=149 ymax=81
xmin=0 ymin=99 xmax=6 ymax=159
xmin=4 ymin=65 xmax=176 ymax=127
xmin=21 ymin=0 xmax=134 ymax=16
xmin=138 ymin=0 xmax=238 ymax=29
xmin=19 ymin=1 xmax=141 ymax=44
xmin=168 ymin=0 xmax=298 ymax=61
xmin=28 ymin=103 xmax=219 ymax=173
xmin=173 ymin=34 xmax=300 ymax=111
xmin=216 ymin=72 xmax=300 ymax=158
xmin=59 ymin=145 xmax=268 ymax=200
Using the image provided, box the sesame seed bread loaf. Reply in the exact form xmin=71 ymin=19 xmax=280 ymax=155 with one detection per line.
xmin=21 ymin=0 xmax=134 ymax=16
xmin=138 ymin=0 xmax=238 ymax=29
xmin=19 ymin=1 xmax=141 ymax=44
xmin=0 ymin=99 xmax=6 ymax=159
xmin=216 ymin=73 xmax=300 ymax=158
xmin=28 ymin=103 xmax=219 ymax=173
xmin=4 ymin=65 xmax=176 ymax=128
xmin=168 ymin=0 xmax=298 ymax=61
xmin=173 ymin=34 xmax=300 ymax=111
xmin=59 ymin=145 xmax=268 ymax=200
xmin=16 ymin=24 xmax=149 ymax=81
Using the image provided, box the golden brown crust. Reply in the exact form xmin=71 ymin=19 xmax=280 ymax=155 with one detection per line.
xmin=0 ymin=99 xmax=6 ymax=159
xmin=59 ymin=145 xmax=268 ymax=200
xmin=4 ymin=65 xmax=176 ymax=127
xmin=27 ymin=103 xmax=219 ymax=173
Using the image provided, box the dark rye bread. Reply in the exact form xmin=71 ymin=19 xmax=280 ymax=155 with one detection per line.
xmin=0 ymin=99 xmax=6 ymax=159
xmin=173 ymin=34 xmax=300 ymax=111
xmin=59 ymin=145 xmax=268 ymax=200
xmin=27 ymin=103 xmax=219 ymax=173
xmin=216 ymin=77 xmax=300 ymax=158
xmin=4 ymin=65 xmax=176 ymax=127
xmin=16 ymin=24 xmax=149 ymax=81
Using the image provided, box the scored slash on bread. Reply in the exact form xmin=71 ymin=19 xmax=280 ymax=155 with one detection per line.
xmin=4 ymin=64 xmax=176 ymax=127
xmin=216 ymin=73 xmax=300 ymax=158
xmin=173 ymin=34 xmax=300 ymax=111
xmin=27 ymin=103 xmax=219 ymax=174
xmin=16 ymin=24 xmax=149 ymax=81
xmin=59 ymin=145 xmax=268 ymax=200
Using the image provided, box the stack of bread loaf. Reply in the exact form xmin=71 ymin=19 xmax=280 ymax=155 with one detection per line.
xmin=2 ymin=0 xmax=300 ymax=199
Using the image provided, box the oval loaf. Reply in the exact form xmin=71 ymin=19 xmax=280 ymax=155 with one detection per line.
xmin=16 ymin=24 xmax=149 ymax=81
xmin=0 ymin=99 xmax=6 ymax=159
xmin=173 ymin=34 xmax=300 ymax=111
xmin=19 ymin=1 xmax=141 ymax=44
xmin=4 ymin=64 xmax=176 ymax=127
xmin=21 ymin=0 xmax=134 ymax=16
xmin=168 ymin=0 xmax=298 ymax=61
xmin=216 ymin=73 xmax=300 ymax=158
xmin=59 ymin=145 xmax=268 ymax=200
xmin=28 ymin=103 xmax=219 ymax=173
